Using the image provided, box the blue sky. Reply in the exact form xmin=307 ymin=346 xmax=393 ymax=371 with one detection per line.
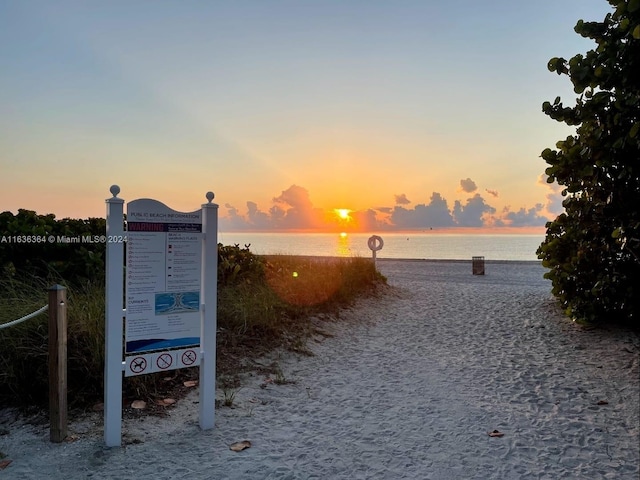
xmin=0 ymin=0 xmax=612 ymax=231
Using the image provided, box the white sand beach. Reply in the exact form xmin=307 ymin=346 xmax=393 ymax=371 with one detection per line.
xmin=1 ymin=260 xmax=639 ymax=479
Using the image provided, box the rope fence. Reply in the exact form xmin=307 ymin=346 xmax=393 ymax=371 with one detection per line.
xmin=0 ymin=305 xmax=48 ymax=330
xmin=0 ymin=285 xmax=68 ymax=443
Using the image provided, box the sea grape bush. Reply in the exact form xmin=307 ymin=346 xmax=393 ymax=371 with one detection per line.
xmin=538 ymin=0 xmax=640 ymax=326
xmin=217 ymin=243 xmax=265 ymax=286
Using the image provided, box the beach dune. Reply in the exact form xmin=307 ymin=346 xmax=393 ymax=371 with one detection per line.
xmin=1 ymin=260 xmax=639 ymax=479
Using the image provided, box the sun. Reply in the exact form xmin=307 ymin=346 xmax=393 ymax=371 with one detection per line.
xmin=335 ymin=208 xmax=352 ymax=220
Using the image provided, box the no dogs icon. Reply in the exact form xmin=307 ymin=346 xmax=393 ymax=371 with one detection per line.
xmin=129 ymin=356 xmax=147 ymax=375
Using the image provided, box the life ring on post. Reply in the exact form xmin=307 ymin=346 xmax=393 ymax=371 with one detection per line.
xmin=367 ymin=235 xmax=384 ymax=252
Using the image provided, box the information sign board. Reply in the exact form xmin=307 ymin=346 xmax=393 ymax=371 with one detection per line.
xmin=125 ymin=199 xmax=202 ymax=353
xmin=105 ymin=186 xmax=218 ymax=447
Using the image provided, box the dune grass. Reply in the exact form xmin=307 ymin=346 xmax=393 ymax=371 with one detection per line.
xmin=0 ymin=251 xmax=385 ymax=412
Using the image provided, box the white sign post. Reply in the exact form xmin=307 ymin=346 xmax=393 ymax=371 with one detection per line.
xmin=199 ymin=192 xmax=218 ymax=429
xmin=104 ymin=186 xmax=124 ymax=448
xmin=104 ymin=186 xmax=218 ymax=447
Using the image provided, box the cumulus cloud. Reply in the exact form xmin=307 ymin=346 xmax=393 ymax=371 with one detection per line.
xmin=485 ymin=189 xmax=499 ymax=198
xmin=390 ymin=192 xmax=455 ymax=229
xmin=459 ymin=178 xmax=477 ymax=193
xmin=503 ymin=204 xmax=549 ymax=227
xmin=272 ymin=185 xmax=313 ymax=210
xmin=220 ymin=185 xmax=324 ymax=230
xmin=452 ymin=194 xmax=496 ymax=227
xmin=351 ymin=209 xmax=384 ymax=231
xmin=394 ymin=193 xmax=411 ymax=205
xmin=268 ymin=204 xmax=286 ymax=225
xmin=538 ymin=174 xmax=564 ymax=216
xmin=224 ymin=203 xmax=239 ymax=218
xmin=271 ymin=185 xmax=324 ymax=229
xmin=222 ymin=203 xmax=248 ymax=230
xmin=219 ymin=181 xmax=554 ymax=232
xmin=246 ymin=201 xmax=270 ymax=228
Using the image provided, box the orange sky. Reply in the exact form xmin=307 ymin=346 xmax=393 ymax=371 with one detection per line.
xmin=0 ymin=1 xmax=610 ymax=232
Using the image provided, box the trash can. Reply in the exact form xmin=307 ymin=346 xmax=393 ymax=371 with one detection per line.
xmin=472 ymin=256 xmax=485 ymax=275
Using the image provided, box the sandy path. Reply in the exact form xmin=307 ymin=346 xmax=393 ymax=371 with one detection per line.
xmin=1 ymin=260 xmax=638 ymax=479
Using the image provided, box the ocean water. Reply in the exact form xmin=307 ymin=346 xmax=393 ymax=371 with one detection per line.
xmin=217 ymin=232 xmax=545 ymax=262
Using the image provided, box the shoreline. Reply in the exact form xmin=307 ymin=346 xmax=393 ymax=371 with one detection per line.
xmin=262 ymin=254 xmax=544 ymax=265
xmin=377 ymin=257 xmax=543 ymax=265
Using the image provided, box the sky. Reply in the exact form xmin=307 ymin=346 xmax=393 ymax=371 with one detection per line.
xmin=0 ymin=0 xmax=613 ymax=232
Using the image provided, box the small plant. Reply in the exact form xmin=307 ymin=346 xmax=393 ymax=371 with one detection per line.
xmin=273 ymin=366 xmax=292 ymax=385
xmin=221 ymin=388 xmax=238 ymax=407
xmin=218 ymin=375 xmax=241 ymax=407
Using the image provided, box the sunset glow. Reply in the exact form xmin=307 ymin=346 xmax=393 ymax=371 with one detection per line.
xmin=0 ymin=1 xmax=612 ymax=232
xmin=335 ymin=209 xmax=352 ymax=221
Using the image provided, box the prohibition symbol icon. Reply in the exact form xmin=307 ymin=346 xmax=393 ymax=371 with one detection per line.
xmin=156 ymin=353 xmax=173 ymax=370
xmin=130 ymin=357 xmax=147 ymax=374
xmin=182 ymin=349 xmax=197 ymax=366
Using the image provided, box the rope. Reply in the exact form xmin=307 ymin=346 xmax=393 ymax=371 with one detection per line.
xmin=0 ymin=305 xmax=48 ymax=330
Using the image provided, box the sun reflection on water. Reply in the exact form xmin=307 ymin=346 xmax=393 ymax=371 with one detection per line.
xmin=336 ymin=232 xmax=351 ymax=256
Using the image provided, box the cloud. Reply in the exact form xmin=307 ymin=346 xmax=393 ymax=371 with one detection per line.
xmin=485 ymin=189 xmax=499 ymax=198
xmin=390 ymin=192 xmax=455 ymax=229
xmin=538 ymin=174 xmax=564 ymax=216
xmin=222 ymin=203 xmax=249 ymax=230
xmin=351 ymin=209 xmax=385 ymax=231
xmin=272 ymin=185 xmax=313 ymax=210
xmin=452 ymin=193 xmax=496 ymax=227
xmin=224 ymin=203 xmax=239 ymax=217
xmin=219 ymin=182 xmax=554 ymax=232
xmin=268 ymin=204 xmax=286 ymax=225
xmin=394 ymin=193 xmax=411 ymax=205
xmin=502 ymin=204 xmax=549 ymax=227
xmin=270 ymin=185 xmax=324 ymax=229
xmin=220 ymin=185 xmax=324 ymax=230
xmin=459 ymin=178 xmax=477 ymax=193
xmin=246 ymin=201 xmax=270 ymax=228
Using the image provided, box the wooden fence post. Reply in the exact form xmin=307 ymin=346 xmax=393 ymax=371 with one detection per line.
xmin=48 ymin=284 xmax=67 ymax=443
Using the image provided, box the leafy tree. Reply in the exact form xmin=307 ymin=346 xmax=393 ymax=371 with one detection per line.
xmin=538 ymin=0 xmax=640 ymax=326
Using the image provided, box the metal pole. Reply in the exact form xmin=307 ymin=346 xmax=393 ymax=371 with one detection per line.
xmin=48 ymin=284 xmax=67 ymax=443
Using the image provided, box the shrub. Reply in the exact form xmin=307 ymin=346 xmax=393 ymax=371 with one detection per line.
xmin=539 ymin=0 xmax=640 ymax=326
xmin=0 ymin=248 xmax=385 ymax=410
